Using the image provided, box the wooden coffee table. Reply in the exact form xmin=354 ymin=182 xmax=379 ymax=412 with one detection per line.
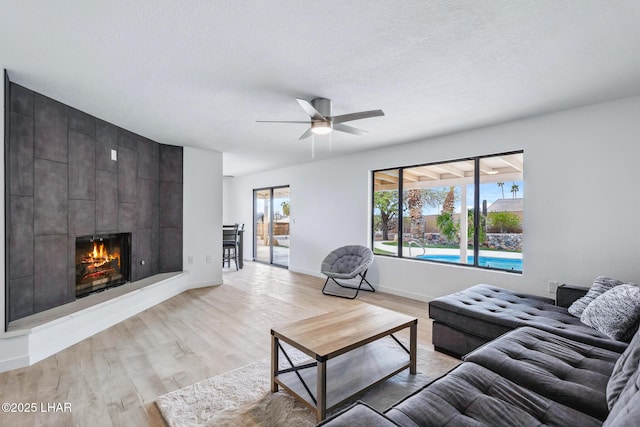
xmin=270 ymin=304 xmax=417 ymax=422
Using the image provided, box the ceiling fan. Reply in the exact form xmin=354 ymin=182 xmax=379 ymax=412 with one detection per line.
xmin=257 ymin=98 xmax=384 ymax=140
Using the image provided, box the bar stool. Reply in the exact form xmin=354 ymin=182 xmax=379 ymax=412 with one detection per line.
xmin=223 ymin=224 xmax=242 ymax=270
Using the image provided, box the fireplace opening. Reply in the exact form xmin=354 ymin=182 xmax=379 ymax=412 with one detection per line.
xmin=75 ymin=233 xmax=131 ymax=298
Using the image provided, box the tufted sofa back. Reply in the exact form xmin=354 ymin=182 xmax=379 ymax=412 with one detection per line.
xmin=604 ymin=327 xmax=640 ymax=425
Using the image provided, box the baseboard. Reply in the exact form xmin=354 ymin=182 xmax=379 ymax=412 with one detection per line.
xmin=375 ymin=285 xmax=433 ymax=303
xmin=0 ymin=354 xmax=30 ymax=372
xmin=189 ymin=280 xmax=222 ymax=289
xmin=289 ymin=266 xmax=433 ymax=303
xmin=288 ymin=266 xmax=324 ymax=279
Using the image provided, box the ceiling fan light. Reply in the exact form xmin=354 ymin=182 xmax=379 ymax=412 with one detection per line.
xmin=311 ymin=121 xmax=332 ymax=135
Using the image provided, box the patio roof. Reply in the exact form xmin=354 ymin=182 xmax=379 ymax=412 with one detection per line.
xmin=374 ymin=153 xmax=523 ymax=191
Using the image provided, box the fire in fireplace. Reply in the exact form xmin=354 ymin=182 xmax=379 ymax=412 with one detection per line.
xmin=75 ymin=233 xmax=131 ymax=298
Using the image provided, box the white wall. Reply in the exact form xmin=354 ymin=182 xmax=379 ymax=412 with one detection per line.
xmin=183 ymin=147 xmax=223 ymax=287
xmin=222 ymin=175 xmax=233 ymax=224
xmin=227 ymin=96 xmax=640 ymax=301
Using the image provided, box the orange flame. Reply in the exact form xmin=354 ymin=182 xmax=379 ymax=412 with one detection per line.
xmin=88 ymin=242 xmax=118 ymax=268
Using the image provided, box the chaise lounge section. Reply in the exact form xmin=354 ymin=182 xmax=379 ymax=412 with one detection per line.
xmin=428 ymin=283 xmax=627 ymax=357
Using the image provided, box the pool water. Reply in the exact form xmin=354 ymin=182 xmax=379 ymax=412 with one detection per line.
xmin=417 ymin=254 xmax=522 ymax=271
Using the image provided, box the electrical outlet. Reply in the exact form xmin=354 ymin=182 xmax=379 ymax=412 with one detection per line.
xmin=206 ymin=255 xmax=212 ymax=264
xmin=187 ymin=256 xmax=193 ymax=264
xmin=111 ymin=149 xmax=117 ymax=161
xmin=548 ymin=281 xmax=558 ymax=293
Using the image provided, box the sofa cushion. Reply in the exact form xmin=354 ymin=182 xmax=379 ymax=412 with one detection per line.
xmin=568 ymin=276 xmax=625 ymax=317
xmin=429 ymin=284 xmax=627 ymax=353
xmin=385 ymin=362 xmax=601 ymax=427
xmin=581 ymin=284 xmax=640 ymax=341
xmin=607 ymin=327 xmax=640 ymax=410
xmin=464 ymin=326 xmax=622 ymax=420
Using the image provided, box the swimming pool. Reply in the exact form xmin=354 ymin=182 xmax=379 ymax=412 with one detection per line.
xmin=417 ymin=254 xmax=522 ymax=271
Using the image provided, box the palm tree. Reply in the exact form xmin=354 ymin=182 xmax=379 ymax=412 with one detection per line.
xmin=405 ymin=189 xmax=424 ymax=238
xmin=441 ymin=187 xmax=456 ymax=214
xmin=497 ymin=182 xmax=505 ymax=199
xmin=511 ymin=183 xmax=520 ymax=199
xmin=435 ymin=187 xmax=459 ymax=243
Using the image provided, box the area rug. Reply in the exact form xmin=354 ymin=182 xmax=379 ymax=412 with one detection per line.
xmin=155 ymin=339 xmax=459 ymax=427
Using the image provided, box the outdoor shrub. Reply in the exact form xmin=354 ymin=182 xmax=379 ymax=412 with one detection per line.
xmin=486 ymin=211 xmax=522 ymax=233
xmin=468 ymin=209 xmax=486 ymax=244
xmin=436 ymin=211 xmax=459 ymax=242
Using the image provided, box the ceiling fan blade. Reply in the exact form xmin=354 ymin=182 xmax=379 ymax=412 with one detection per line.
xmin=299 ymin=127 xmax=313 ymax=140
xmin=296 ymin=98 xmax=326 ymax=121
xmin=333 ymin=123 xmax=368 ymax=136
xmin=331 ymin=109 xmax=384 ymax=124
xmin=256 ymin=120 xmax=311 ymax=123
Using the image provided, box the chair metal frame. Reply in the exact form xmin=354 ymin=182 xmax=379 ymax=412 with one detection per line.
xmin=321 ymin=269 xmax=375 ymax=300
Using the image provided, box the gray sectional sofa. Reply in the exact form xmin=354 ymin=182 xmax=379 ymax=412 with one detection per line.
xmin=319 ymin=282 xmax=640 ymax=426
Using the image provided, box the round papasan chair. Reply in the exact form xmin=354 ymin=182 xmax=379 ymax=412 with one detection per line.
xmin=320 ymin=245 xmax=375 ymax=299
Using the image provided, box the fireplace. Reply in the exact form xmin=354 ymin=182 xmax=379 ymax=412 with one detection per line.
xmin=75 ymin=233 xmax=132 ymax=298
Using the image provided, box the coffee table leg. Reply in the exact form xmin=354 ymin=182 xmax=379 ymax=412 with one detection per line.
xmin=271 ymin=334 xmax=279 ymax=392
xmin=410 ymin=321 xmax=417 ymax=374
xmin=317 ymin=359 xmax=327 ymax=422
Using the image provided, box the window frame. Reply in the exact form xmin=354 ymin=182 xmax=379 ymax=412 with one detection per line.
xmin=371 ymin=150 xmax=523 ymax=274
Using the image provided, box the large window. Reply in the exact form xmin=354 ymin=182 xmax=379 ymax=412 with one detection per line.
xmin=372 ymin=152 xmax=523 ymax=273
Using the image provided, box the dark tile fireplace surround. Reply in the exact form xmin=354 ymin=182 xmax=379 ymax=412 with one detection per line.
xmin=4 ymin=73 xmax=184 ymax=325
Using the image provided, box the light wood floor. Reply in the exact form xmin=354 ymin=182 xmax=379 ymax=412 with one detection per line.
xmin=0 ymin=262 xmax=457 ymax=427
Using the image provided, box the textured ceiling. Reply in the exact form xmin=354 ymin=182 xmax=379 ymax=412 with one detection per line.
xmin=2 ymin=1 xmax=640 ymax=176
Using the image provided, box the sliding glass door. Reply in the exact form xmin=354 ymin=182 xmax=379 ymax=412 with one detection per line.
xmin=254 ymin=186 xmax=290 ymax=267
xmin=254 ymin=189 xmax=271 ymax=264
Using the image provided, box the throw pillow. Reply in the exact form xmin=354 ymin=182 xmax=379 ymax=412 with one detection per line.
xmin=580 ymin=284 xmax=640 ymax=341
xmin=568 ymin=276 xmax=624 ymax=317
